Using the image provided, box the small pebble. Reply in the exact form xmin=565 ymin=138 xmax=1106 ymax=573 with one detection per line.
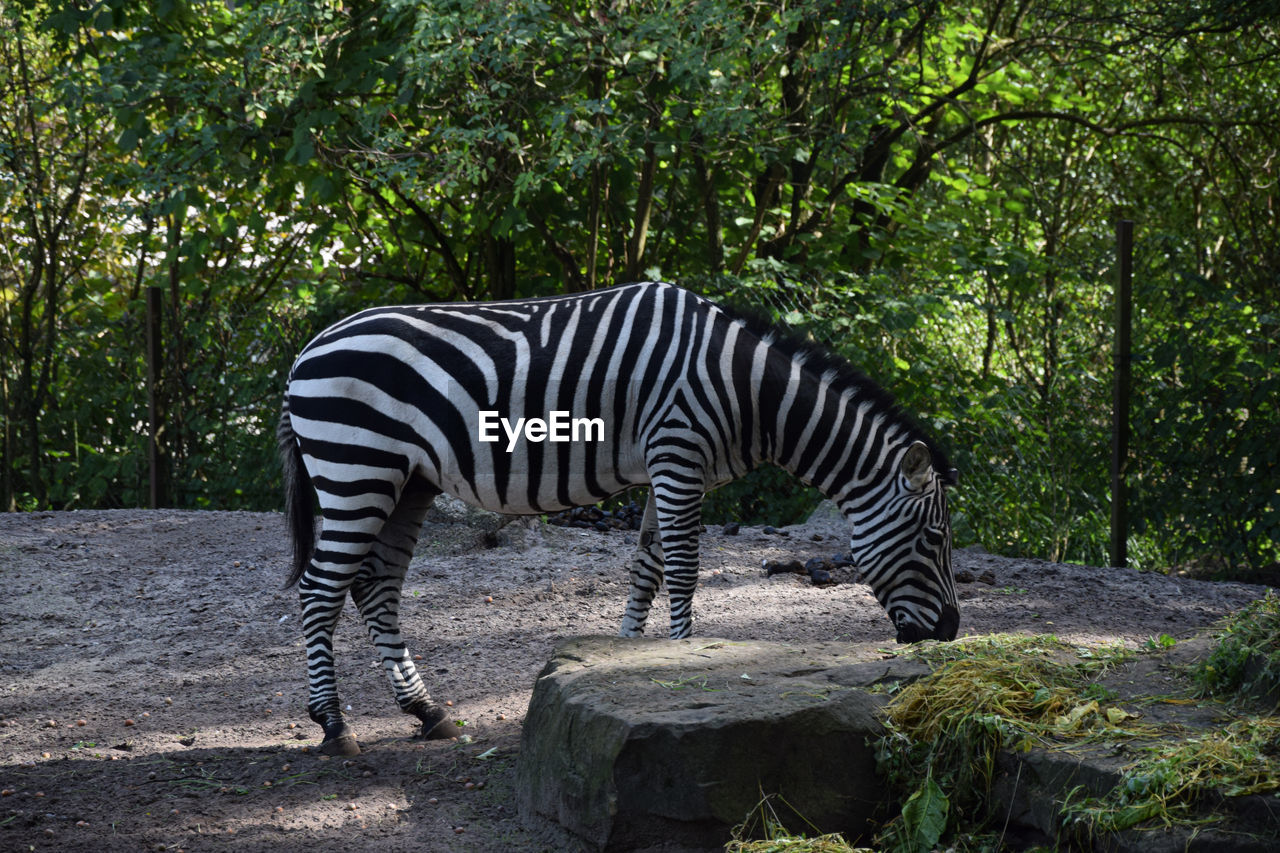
xmin=164 ymin=697 xmax=173 ymax=705
xmin=497 ymin=713 xmax=506 ymax=721
xmin=445 ymin=700 xmax=453 ymax=707
xmin=428 ymin=797 xmax=439 ymax=805
xmin=124 ymin=719 xmax=135 ymax=726
xmin=76 ymin=719 xmax=87 ymax=726
xmin=45 ymin=719 xmax=57 ymax=728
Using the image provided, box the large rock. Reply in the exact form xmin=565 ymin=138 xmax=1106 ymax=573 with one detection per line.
xmin=516 ymin=636 xmax=929 ymax=851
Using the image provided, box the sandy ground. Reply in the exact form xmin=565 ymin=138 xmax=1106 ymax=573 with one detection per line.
xmin=0 ymin=508 xmax=1270 ymax=852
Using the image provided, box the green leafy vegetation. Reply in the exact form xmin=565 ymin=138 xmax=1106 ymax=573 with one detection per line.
xmin=875 ymin=635 xmax=1136 ymax=848
xmin=1062 ymin=716 xmax=1280 ymax=835
xmin=876 ymin=630 xmax=1280 ymax=850
xmin=1192 ymin=591 xmax=1280 ymax=704
xmin=2 ymin=1 xmax=1277 ymax=578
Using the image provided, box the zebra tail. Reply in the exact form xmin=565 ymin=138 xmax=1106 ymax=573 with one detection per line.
xmin=277 ymin=400 xmax=315 ymax=589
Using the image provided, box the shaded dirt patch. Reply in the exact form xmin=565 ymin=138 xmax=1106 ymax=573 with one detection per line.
xmin=0 ymin=509 xmax=1269 ymax=851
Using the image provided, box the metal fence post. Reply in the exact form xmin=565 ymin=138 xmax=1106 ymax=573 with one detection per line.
xmin=1110 ymin=220 xmax=1134 ymax=568
xmin=147 ymin=285 xmax=165 ymax=508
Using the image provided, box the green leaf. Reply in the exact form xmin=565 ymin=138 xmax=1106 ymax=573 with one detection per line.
xmin=901 ymin=777 xmax=949 ymax=853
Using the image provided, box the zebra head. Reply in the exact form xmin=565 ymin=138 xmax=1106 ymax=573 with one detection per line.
xmin=845 ymin=440 xmax=959 ymax=643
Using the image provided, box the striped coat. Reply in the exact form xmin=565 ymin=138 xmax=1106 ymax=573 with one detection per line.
xmin=279 ymin=281 xmax=958 ymax=755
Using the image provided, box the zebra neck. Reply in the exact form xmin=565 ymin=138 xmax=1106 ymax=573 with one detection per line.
xmin=759 ymin=363 xmax=897 ymax=501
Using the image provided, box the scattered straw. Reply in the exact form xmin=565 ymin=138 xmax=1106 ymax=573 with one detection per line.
xmin=885 ymin=634 xmax=1139 ymax=748
xmin=725 ymin=834 xmax=871 ymax=853
xmin=727 ymin=792 xmax=873 ymax=853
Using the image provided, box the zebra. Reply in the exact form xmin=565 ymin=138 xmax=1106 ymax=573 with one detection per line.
xmin=278 ymin=280 xmax=959 ymax=755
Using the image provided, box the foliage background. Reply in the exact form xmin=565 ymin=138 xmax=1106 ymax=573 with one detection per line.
xmin=2 ymin=0 xmax=1277 ymax=577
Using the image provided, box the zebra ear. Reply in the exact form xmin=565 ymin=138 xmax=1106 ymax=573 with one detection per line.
xmin=901 ymin=440 xmax=932 ymax=490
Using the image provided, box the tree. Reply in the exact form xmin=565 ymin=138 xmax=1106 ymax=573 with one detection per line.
xmin=0 ymin=1 xmax=126 ymax=508
xmin=3 ymin=0 xmax=1277 ymax=573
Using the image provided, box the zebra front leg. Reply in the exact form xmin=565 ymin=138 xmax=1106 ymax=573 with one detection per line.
xmin=653 ymin=484 xmax=705 ymax=639
xmin=619 ymin=494 xmax=663 ymax=637
xmin=350 ymin=482 xmax=454 ymax=741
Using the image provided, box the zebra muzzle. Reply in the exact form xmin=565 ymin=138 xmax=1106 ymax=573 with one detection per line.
xmin=894 ymin=603 xmax=960 ymax=643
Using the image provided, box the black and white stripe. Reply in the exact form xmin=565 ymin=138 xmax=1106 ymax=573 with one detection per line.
xmin=278 ymin=281 xmax=959 ymax=754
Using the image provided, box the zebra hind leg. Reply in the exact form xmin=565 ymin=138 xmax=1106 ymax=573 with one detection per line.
xmin=619 ymin=494 xmax=663 ymax=637
xmin=349 ymin=480 xmax=455 ymax=741
xmin=300 ymin=505 xmax=390 ymax=757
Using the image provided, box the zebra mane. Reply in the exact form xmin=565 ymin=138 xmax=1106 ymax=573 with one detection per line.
xmin=714 ymin=295 xmax=955 ymax=477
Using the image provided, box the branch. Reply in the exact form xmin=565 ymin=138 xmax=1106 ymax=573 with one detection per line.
xmin=927 ymin=108 xmax=1278 ymax=160
xmin=530 ymin=213 xmax=585 ymax=292
xmin=386 ymin=183 xmax=472 ymax=299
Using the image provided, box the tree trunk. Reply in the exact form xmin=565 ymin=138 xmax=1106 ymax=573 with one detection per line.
xmin=485 ymin=234 xmax=516 ymax=300
xmin=693 ymin=152 xmax=724 ymax=272
xmin=625 ymin=111 xmax=663 ymax=281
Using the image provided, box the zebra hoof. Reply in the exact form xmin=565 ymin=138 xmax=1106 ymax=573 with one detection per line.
xmin=319 ymin=733 xmax=361 ymax=756
xmin=414 ymin=704 xmax=454 ymax=740
xmin=421 ymin=720 xmax=455 ymax=740
xmin=315 ymin=716 xmax=360 ymax=756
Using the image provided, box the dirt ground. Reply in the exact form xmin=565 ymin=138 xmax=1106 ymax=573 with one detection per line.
xmin=0 ymin=507 xmax=1270 ymax=852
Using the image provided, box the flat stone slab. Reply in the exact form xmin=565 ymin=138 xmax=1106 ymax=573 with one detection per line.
xmin=516 ymin=636 xmax=929 ymax=851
